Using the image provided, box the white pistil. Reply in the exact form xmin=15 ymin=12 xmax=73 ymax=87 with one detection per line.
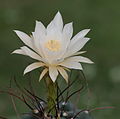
xmin=45 ymin=40 xmax=61 ymax=51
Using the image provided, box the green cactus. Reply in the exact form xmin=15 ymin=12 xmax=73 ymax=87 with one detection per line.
xmin=21 ymin=102 xmax=93 ymax=119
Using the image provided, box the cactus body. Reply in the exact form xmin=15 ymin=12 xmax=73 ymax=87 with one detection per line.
xmin=21 ymin=102 xmax=93 ymax=119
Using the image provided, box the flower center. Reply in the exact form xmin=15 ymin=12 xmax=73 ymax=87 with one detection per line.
xmin=45 ymin=40 xmax=61 ymax=51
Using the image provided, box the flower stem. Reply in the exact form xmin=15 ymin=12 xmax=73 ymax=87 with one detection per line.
xmin=45 ymin=76 xmax=57 ymax=117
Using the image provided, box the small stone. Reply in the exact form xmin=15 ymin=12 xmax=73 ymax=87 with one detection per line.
xmin=84 ymin=110 xmax=89 ymax=114
xmin=62 ymin=102 xmax=66 ymax=105
xmin=63 ymin=112 xmax=68 ymax=117
xmin=33 ymin=109 xmax=39 ymax=114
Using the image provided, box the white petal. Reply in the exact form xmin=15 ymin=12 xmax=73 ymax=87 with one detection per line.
xmin=73 ymin=51 xmax=87 ymax=56
xmin=35 ymin=21 xmax=46 ymax=36
xmin=47 ymin=12 xmax=63 ymax=32
xmin=34 ymin=21 xmax=46 ymax=43
xmin=39 ymin=68 xmax=48 ymax=81
xmin=63 ymin=38 xmax=90 ymax=58
xmin=71 ymin=29 xmax=90 ymax=45
xmin=57 ymin=67 xmax=68 ymax=83
xmin=33 ymin=21 xmax=46 ymax=57
xmin=14 ymin=30 xmax=34 ymax=49
xmin=12 ymin=49 xmax=26 ymax=55
xmin=70 ymin=38 xmax=90 ymax=53
xmin=21 ymin=46 xmax=43 ymax=61
xmin=63 ymin=22 xmax=73 ymax=41
xmin=49 ymin=67 xmax=58 ymax=82
xmin=67 ymin=56 xmax=94 ymax=64
xmin=53 ymin=11 xmax=63 ymax=30
xmin=24 ymin=62 xmax=45 ymax=75
xmin=59 ymin=59 xmax=83 ymax=70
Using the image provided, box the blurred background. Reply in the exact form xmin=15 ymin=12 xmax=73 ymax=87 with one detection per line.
xmin=0 ymin=0 xmax=120 ymax=119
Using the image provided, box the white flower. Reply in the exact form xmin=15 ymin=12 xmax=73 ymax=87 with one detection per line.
xmin=12 ymin=12 xmax=93 ymax=82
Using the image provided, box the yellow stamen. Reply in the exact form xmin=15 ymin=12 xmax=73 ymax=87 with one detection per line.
xmin=45 ymin=40 xmax=61 ymax=51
